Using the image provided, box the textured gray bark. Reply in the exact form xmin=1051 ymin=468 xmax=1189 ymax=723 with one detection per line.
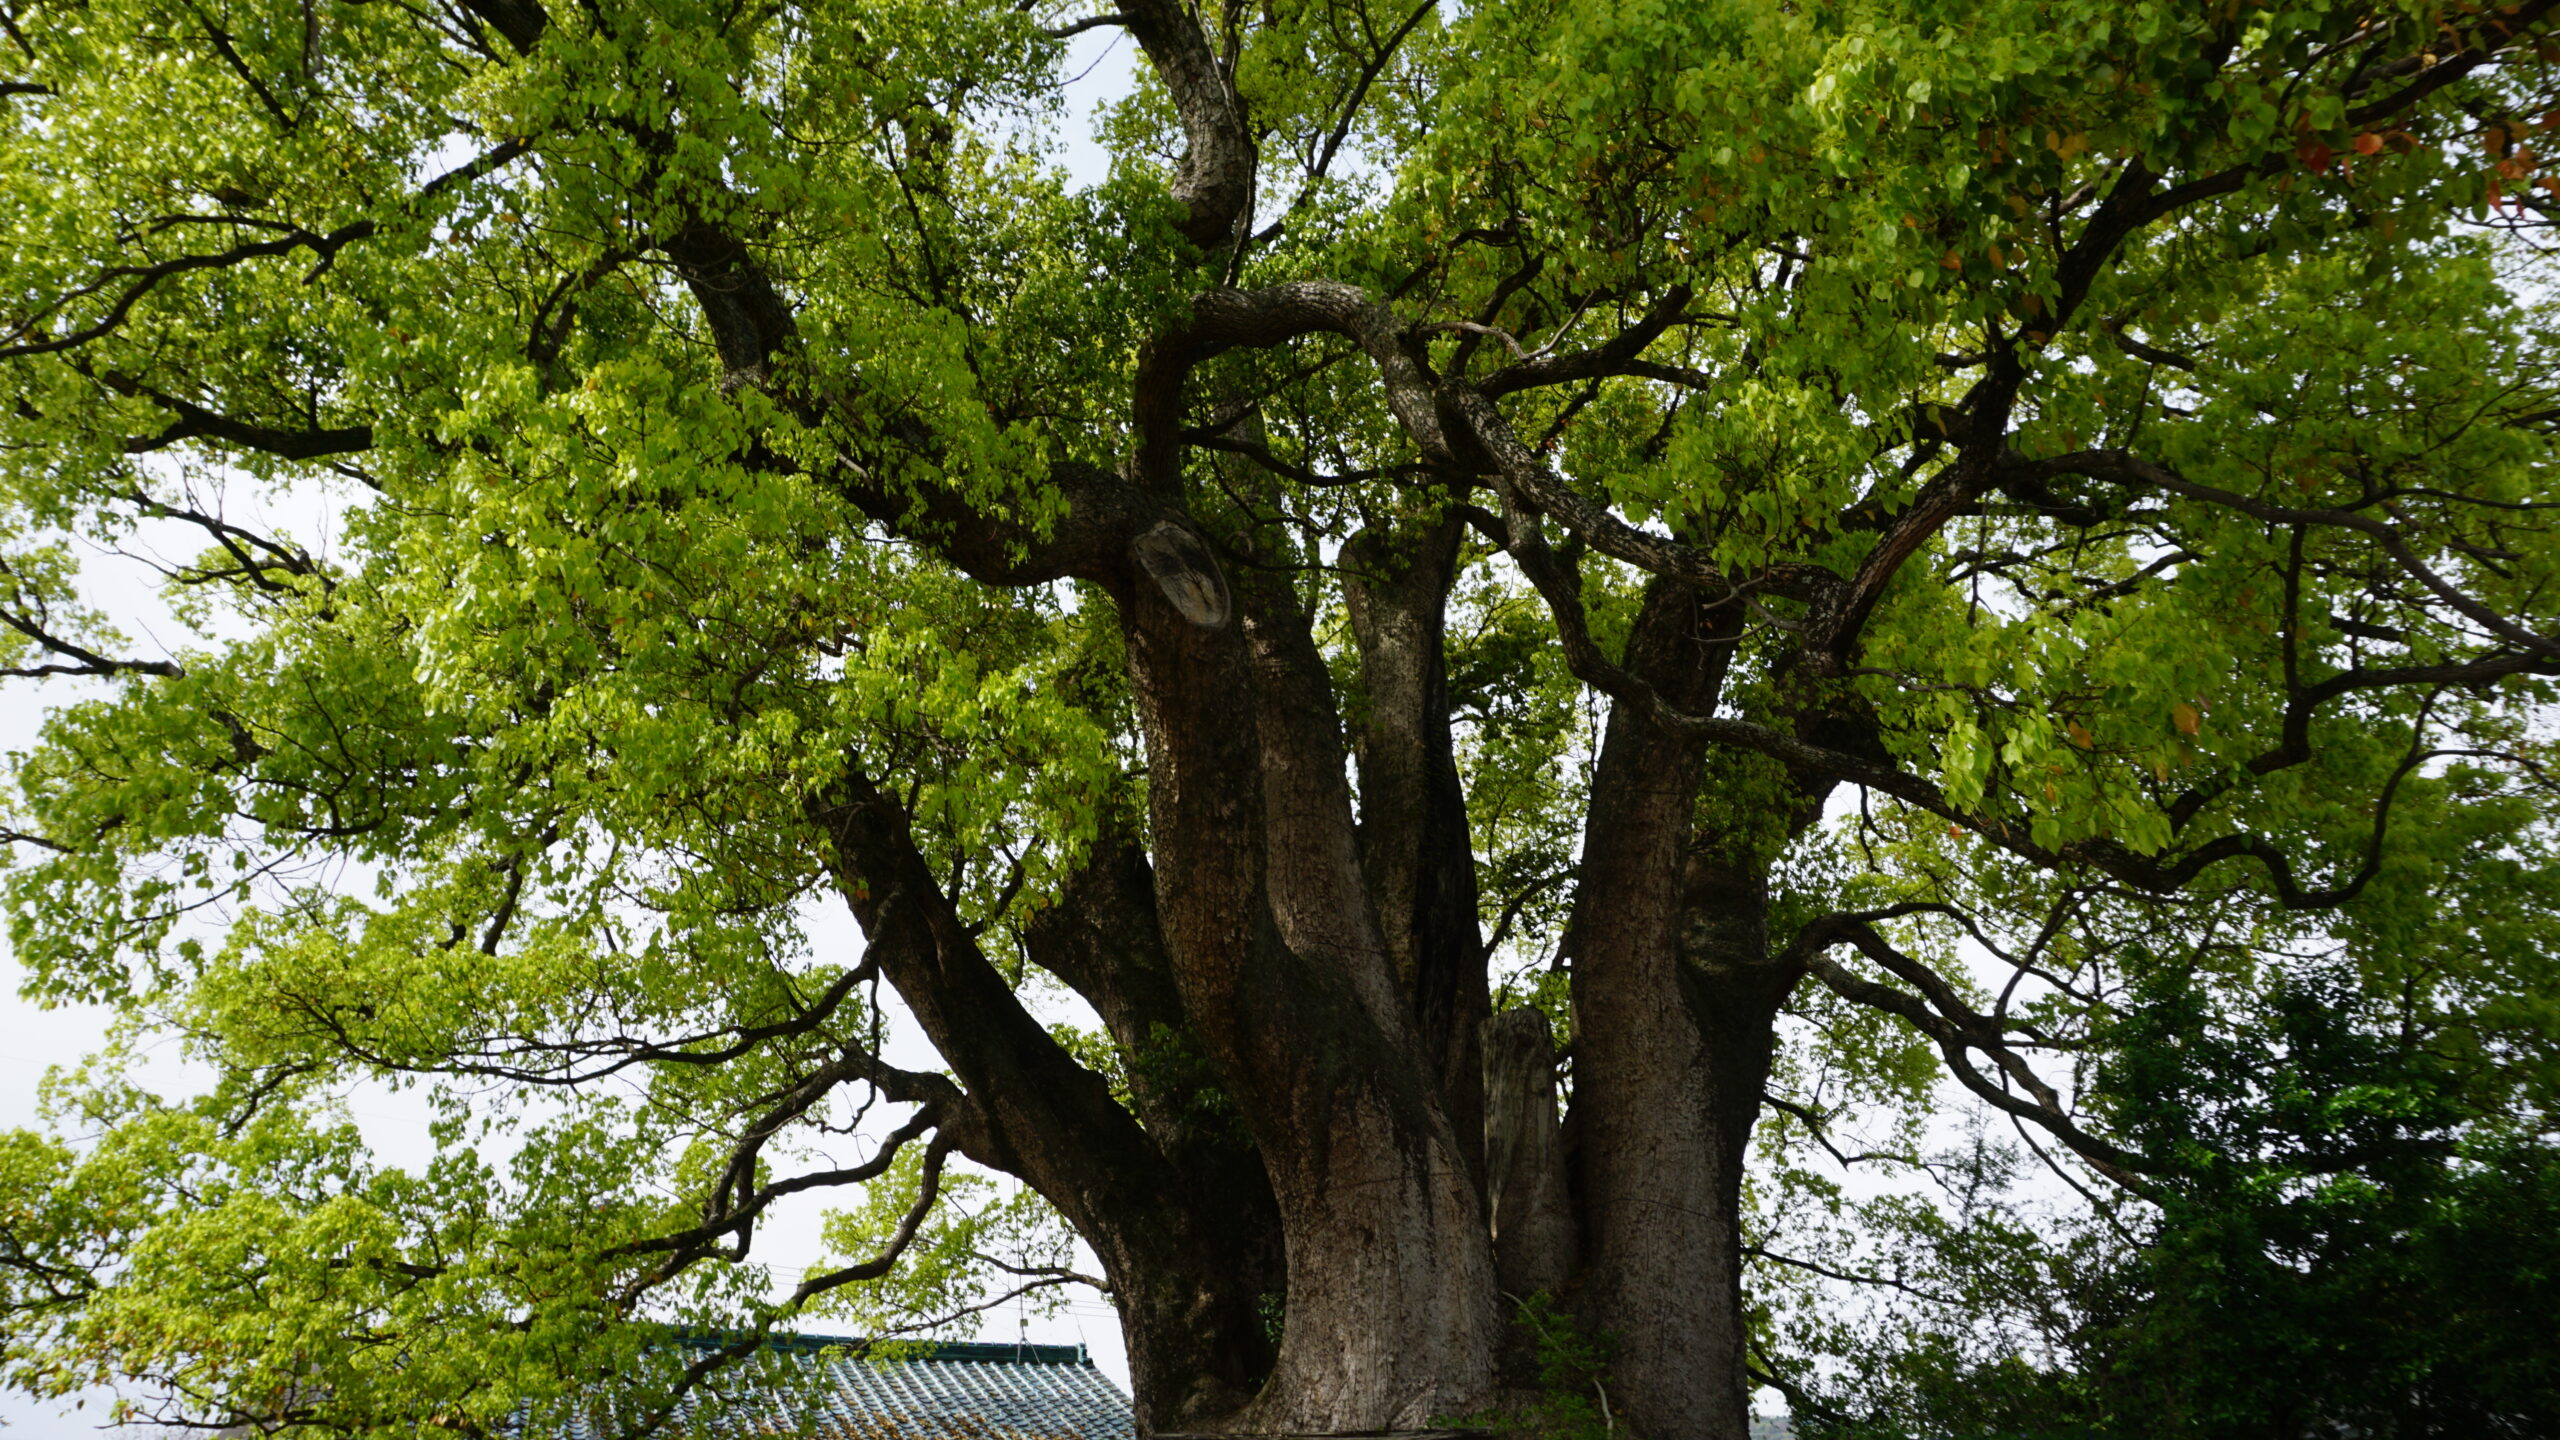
xmin=1561 ymin=581 xmax=1764 ymax=1440
xmin=1089 ymin=534 xmax=1503 ymax=1431
xmin=1345 ymin=516 xmax=1489 ymax=1184
xmin=1482 ymin=1006 xmax=1574 ymax=1300
xmin=1042 ymin=542 xmax=1796 ymax=1435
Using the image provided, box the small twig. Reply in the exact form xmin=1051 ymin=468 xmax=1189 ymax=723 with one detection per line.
xmin=1043 ymin=11 xmax=1125 ymax=38
xmin=1417 ymin=319 xmax=1528 ymax=358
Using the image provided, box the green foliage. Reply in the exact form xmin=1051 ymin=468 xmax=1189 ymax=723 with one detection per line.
xmin=2 ymin=0 xmax=2559 ymax=1431
xmin=1445 ymin=1293 xmax=1625 ymax=1440
xmin=811 ymin=1149 xmax=1081 ymax=1340
xmin=1760 ymin=872 xmax=2560 ymax=1438
xmin=1514 ymin=1292 xmax=1622 ymax=1440
xmin=2072 ymin=959 xmax=2560 ymax=1438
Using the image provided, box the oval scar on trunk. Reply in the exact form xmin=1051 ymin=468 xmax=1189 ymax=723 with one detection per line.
xmin=1131 ymin=521 xmax=1233 ymax=629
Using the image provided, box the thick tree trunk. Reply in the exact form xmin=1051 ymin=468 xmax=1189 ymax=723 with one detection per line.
xmin=818 ymin=776 xmax=1278 ymax=1434
xmin=1666 ymin=840 xmax=1799 ymax=1436
xmin=1563 ymin=580 xmax=1781 ymax=1440
xmin=1110 ymin=541 xmax=1499 ymax=1432
xmin=1238 ymin=568 xmax=1500 ymax=1431
xmin=1344 ymin=516 xmax=1489 ymax=1184
xmin=1020 ymin=828 xmax=1288 ymax=1428
xmin=978 ymin=488 xmax=1824 ymax=1436
xmin=1483 ymin=1006 xmax=1574 ymax=1299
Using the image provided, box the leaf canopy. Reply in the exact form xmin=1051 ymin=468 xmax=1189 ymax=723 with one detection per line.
xmin=3 ymin=0 xmax=2559 ymax=1433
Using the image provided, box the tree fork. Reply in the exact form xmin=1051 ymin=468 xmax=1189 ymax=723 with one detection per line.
xmin=1111 ymin=530 xmax=1500 ymax=1431
xmin=814 ymin=772 xmax=1273 ymax=1431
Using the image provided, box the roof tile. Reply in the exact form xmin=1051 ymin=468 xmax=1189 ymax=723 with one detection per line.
xmin=551 ymin=1338 xmax=1131 ymax=1440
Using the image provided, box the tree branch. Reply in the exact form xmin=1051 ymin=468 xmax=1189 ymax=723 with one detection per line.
xmin=1118 ymin=0 xmax=1253 ymax=250
xmin=1043 ymin=12 xmax=1126 ymax=40
xmin=1476 ymin=285 xmax=1692 ymax=397
xmin=2009 ymin=449 xmax=2560 ymax=660
xmin=1799 ymin=933 xmax=2162 ymax=1195
xmin=0 ymin=558 xmax=181 ymax=679
xmin=116 ymin=384 xmax=372 ymax=461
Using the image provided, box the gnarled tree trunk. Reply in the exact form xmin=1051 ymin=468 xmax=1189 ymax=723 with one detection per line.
xmin=1026 ymin=551 xmax=1800 ymax=1437
xmin=605 ymin=0 xmax=1817 ymax=1424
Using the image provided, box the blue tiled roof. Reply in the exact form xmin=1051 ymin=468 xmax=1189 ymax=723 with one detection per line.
xmin=553 ymin=1335 xmax=1133 ymax=1440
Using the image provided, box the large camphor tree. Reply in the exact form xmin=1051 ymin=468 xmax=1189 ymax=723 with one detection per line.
xmin=5 ymin=0 xmax=2560 ymax=1434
